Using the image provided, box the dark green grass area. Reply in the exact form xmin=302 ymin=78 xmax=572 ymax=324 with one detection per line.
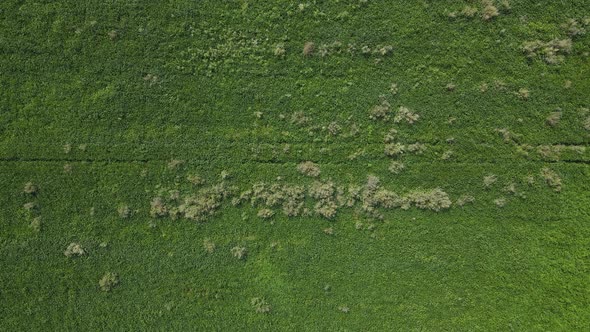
xmin=1 ymin=0 xmax=590 ymax=330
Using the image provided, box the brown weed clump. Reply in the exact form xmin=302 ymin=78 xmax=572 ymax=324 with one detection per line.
xmin=384 ymin=143 xmax=405 ymax=157
xmin=540 ymin=167 xmax=562 ymax=192
xmin=251 ymin=297 xmax=271 ymax=313
xmin=546 ymin=111 xmax=562 ymax=127
xmin=303 ymin=42 xmax=315 ymax=56
xmin=150 ymin=197 xmax=168 ymax=218
xmin=483 ymin=174 xmax=498 ymax=188
xmin=369 ymin=97 xmax=392 ymax=121
xmin=203 ymin=238 xmax=216 ymax=253
xmin=522 ymin=39 xmax=573 ymax=64
xmin=99 ymin=272 xmax=119 ymax=292
xmin=297 ymin=161 xmax=321 ymax=177
xmin=394 ymin=106 xmax=419 ymax=124
xmin=23 ymin=182 xmax=38 ymax=195
xmin=257 ymin=208 xmax=275 ymax=219
xmin=481 ymin=0 xmax=499 ymax=21
xmin=118 ymin=205 xmax=131 ymax=219
xmin=64 ymin=243 xmax=85 ymax=257
xmin=30 ymin=217 xmax=42 ymax=232
xmin=231 ymin=246 xmax=247 ymax=260
xmin=238 ymin=182 xmax=306 ymax=217
xmin=406 ymin=188 xmax=452 ymax=211
xmin=494 ymin=197 xmax=507 ymax=207
xmin=179 ymin=183 xmax=234 ymax=222
xmin=309 ymin=180 xmax=338 ymax=219
xmin=456 ymin=195 xmax=475 ymax=207
xmin=388 ymin=161 xmax=405 ymax=174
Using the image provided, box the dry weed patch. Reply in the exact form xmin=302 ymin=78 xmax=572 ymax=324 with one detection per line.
xmin=64 ymin=243 xmax=85 ymax=257
xmin=99 ymin=272 xmax=119 ymax=292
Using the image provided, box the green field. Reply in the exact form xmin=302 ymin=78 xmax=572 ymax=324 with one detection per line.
xmin=1 ymin=0 xmax=590 ymax=330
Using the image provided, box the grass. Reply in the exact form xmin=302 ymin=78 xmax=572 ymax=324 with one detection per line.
xmin=1 ymin=0 xmax=590 ymax=330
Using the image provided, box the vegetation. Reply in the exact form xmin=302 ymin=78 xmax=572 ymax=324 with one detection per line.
xmin=1 ymin=0 xmax=589 ymax=330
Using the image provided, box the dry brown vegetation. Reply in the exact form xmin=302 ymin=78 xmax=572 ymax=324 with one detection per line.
xmin=540 ymin=167 xmax=562 ymax=192
xmin=203 ymin=238 xmax=216 ymax=253
xmin=23 ymin=182 xmax=38 ymax=195
xmin=546 ymin=111 xmax=562 ymax=127
xmin=388 ymin=161 xmax=405 ymax=174
xmin=117 ymin=205 xmax=131 ymax=219
xmin=64 ymin=243 xmax=85 ymax=257
xmin=231 ymin=246 xmax=247 ymax=260
xmin=99 ymin=272 xmax=119 ymax=292
xmin=394 ymin=106 xmax=419 ymax=124
xmin=303 ymin=42 xmax=315 ymax=56
xmin=297 ymin=161 xmax=321 ymax=177
xmin=522 ymin=39 xmax=572 ymax=64
xmin=483 ymin=174 xmax=498 ymax=188
xmin=251 ymin=297 xmax=271 ymax=313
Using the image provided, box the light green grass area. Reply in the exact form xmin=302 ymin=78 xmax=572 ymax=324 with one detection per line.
xmin=1 ymin=0 xmax=589 ymax=330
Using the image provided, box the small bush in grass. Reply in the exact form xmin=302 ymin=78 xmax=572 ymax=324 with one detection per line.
xmin=383 ymin=129 xmax=398 ymax=143
xmin=562 ymin=18 xmax=586 ymax=37
xmin=297 ymin=161 xmax=321 ymax=177
xmin=251 ymin=298 xmax=271 ymax=313
xmin=303 ymin=42 xmax=315 ymax=56
xmin=388 ymin=161 xmax=405 ymax=174
xmin=323 ymin=227 xmax=334 ymax=235
xmin=257 ymin=208 xmax=275 ymax=219
xmin=63 ymin=163 xmax=72 ymax=173
xmin=394 ymin=106 xmax=419 ymax=124
xmin=231 ymin=246 xmax=247 ymax=260
xmin=407 ymin=143 xmax=427 ymax=154
xmin=167 ymin=159 xmax=184 ymax=170
xmin=117 ymin=205 xmax=131 ymax=219
xmin=540 ymin=167 xmax=562 ymax=192
xmin=441 ymin=150 xmax=454 ymax=160
xmin=23 ymin=182 xmax=38 ymax=195
xmin=203 ymin=238 xmax=215 ymax=253
xmin=390 ymin=83 xmax=398 ymax=95
xmin=99 ymin=272 xmax=119 ymax=292
xmin=407 ymin=188 xmax=452 ymax=211
xmin=309 ymin=181 xmax=335 ymax=200
xmin=64 ymin=243 xmax=85 ymax=257
xmin=522 ymin=39 xmax=572 ymax=64
xmin=63 ymin=144 xmax=72 ymax=154
xmin=445 ymin=83 xmax=456 ymax=91
xmin=314 ymin=200 xmax=338 ymax=219
xmin=546 ymin=111 xmax=562 ymax=127
xmin=584 ymin=117 xmax=590 ymax=131
xmin=291 ymin=111 xmax=310 ymax=126
xmin=327 ymin=122 xmax=342 ymax=136
xmin=338 ymin=306 xmax=350 ymax=313
xmin=483 ymin=174 xmax=498 ymax=188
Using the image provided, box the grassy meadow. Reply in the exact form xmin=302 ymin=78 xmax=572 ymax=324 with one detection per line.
xmin=1 ymin=0 xmax=589 ymax=330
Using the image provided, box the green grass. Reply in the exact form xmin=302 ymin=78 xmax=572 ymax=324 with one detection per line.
xmin=1 ymin=0 xmax=589 ymax=330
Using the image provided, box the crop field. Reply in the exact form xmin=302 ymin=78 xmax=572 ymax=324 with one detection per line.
xmin=1 ymin=0 xmax=590 ymax=330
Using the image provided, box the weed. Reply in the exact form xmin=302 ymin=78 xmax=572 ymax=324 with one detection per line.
xmin=231 ymin=246 xmax=247 ymax=260
xmin=203 ymin=238 xmax=216 ymax=253
xmin=522 ymin=39 xmax=572 ymax=64
xmin=99 ymin=272 xmax=119 ymax=292
xmin=494 ymin=197 xmax=507 ymax=207
xmin=23 ymin=182 xmax=38 ymax=195
xmin=407 ymin=188 xmax=452 ymax=212
xmin=167 ymin=159 xmax=184 ymax=170
xmin=303 ymin=42 xmax=315 ymax=56
xmin=187 ymin=174 xmax=204 ymax=186
xmin=63 ymin=144 xmax=72 ymax=154
xmin=517 ymin=88 xmax=530 ymax=100
xmin=274 ymin=43 xmax=286 ymax=57
xmin=23 ymin=202 xmax=38 ymax=213
xmin=257 ymin=208 xmax=275 ymax=219
xmin=63 ymin=163 xmax=72 ymax=173
xmin=407 ymin=143 xmax=427 ymax=154
xmin=546 ymin=111 xmax=562 ymax=127
xmin=441 ymin=150 xmax=454 ymax=160
xmin=384 ymin=143 xmax=405 ymax=157
xmin=394 ymin=106 xmax=419 ymax=124
xmin=388 ymin=161 xmax=405 ymax=174
xmin=291 ymin=111 xmax=311 ymax=126
xmin=251 ymin=297 xmax=271 ymax=313
xmin=483 ymin=174 xmax=498 ymax=188
xmin=29 ymin=217 xmax=42 ymax=232
xmin=390 ymin=83 xmax=399 ymax=95
xmin=150 ymin=197 xmax=168 ymax=218
xmin=540 ymin=167 xmax=562 ymax=192
xmin=456 ymin=195 xmax=475 ymax=207
xmin=584 ymin=117 xmax=590 ymax=131
xmin=369 ymin=97 xmax=392 ymax=121
xmin=562 ymin=18 xmax=586 ymax=37
xmin=327 ymin=122 xmax=342 ymax=136
xmin=446 ymin=83 xmax=456 ymax=91
xmin=383 ymin=129 xmax=398 ymax=143
xmin=297 ymin=161 xmax=321 ymax=177
xmin=64 ymin=243 xmax=85 ymax=257
xmin=118 ymin=205 xmax=131 ymax=219
xmin=314 ymin=200 xmax=338 ymax=219
xmin=323 ymin=227 xmax=334 ymax=235
xmin=481 ymin=0 xmax=499 ymax=21
xmin=461 ymin=6 xmax=478 ymax=17
xmin=338 ymin=306 xmax=350 ymax=313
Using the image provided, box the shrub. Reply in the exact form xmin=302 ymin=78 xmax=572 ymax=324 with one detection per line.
xmin=394 ymin=106 xmax=419 ymax=124
xmin=390 ymin=83 xmax=398 ymax=95
xmin=297 ymin=161 xmax=321 ymax=177
xmin=23 ymin=202 xmax=38 ymax=212
xmin=314 ymin=200 xmax=338 ymax=219
xmin=407 ymin=143 xmax=427 ymax=154
xmin=327 ymin=122 xmax=342 ymax=136
xmin=522 ymin=39 xmax=572 ymax=64
xmin=388 ymin=161 xmax=405 ymax=174
xmin=291 ymin=111 xmax=310 ymax=126
xmin=251 ymin=297 xmax=271 ymax=313
xmin=167 ymin=159 xmax=184 ymax=170
xmin=383 ymin=129 xmax=398 ymax=143
xmin=540 ymin=167 xmax=562 ymax=192
xmin=99 ymin=272 xmax=119 ymax=292
xmin=441 ymin=150 xmax=454 ymax=160
xmin=179 ymin=183 xmax=233 ymax=222
xmin=517 ymin=88 xmax=530 ymax=100
xmin=562 ymin=18 xmax=586 ymax=37
xmin=323 ymin=227 xmax=334 ymax=235
xmin=231 ymin=246 xmax=247 ymax=260
xmin=584 ymin=117 xmax=590 ymax=131
xmin=23 ymin=182 xmax=38 ymax=195
xmin=274 ymin=43 xmax=286 ymax=57
xmin=63 ymin=163 xmax=73 ymax=173
xmin=338 ymin=306 xmax=350 ymax=313
xmin=445 ymin=83 xmax=456 ymax=91
xmin=63 ymin=144 xmax=72 ymax=154
xmin=303 ymin=42 xmax=315 ymax=56
xmin=309 ymin=181 xmax=335 ymax=200
xmin=64 ymin=243 xmax=85 ymax=257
